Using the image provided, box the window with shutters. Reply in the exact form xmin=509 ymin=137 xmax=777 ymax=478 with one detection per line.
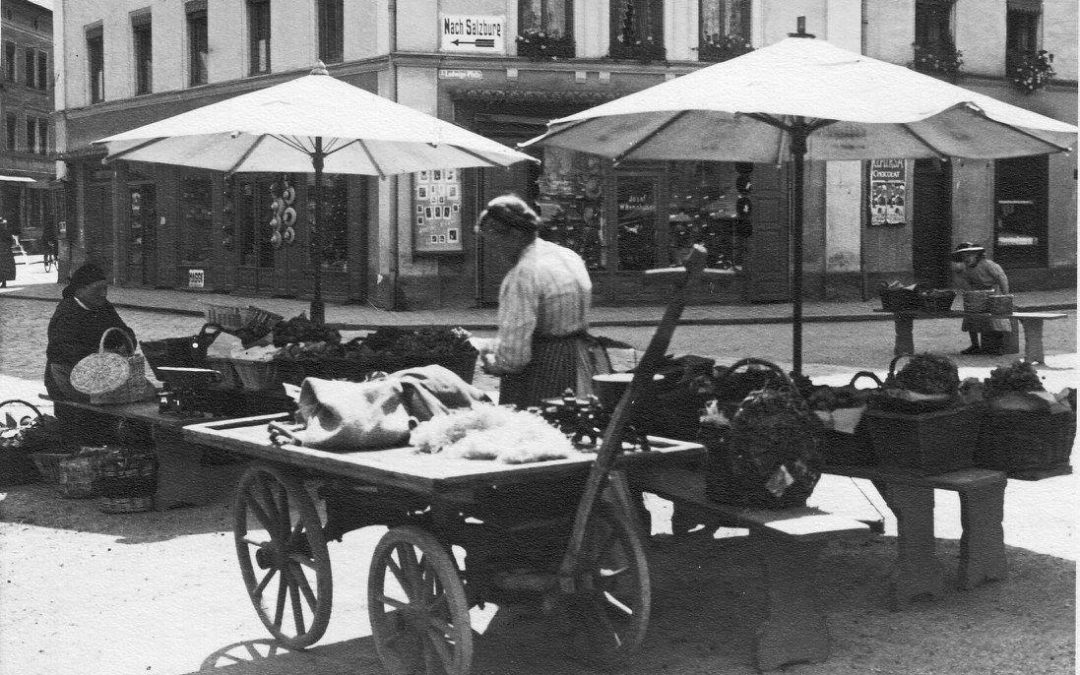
xmin=609 ymin=0 xmax=664 ymax=62
xmin=187 ymin=3 xmax=208 ymax=86
xmin=698 ymin=0 xmax=752 ymax=62
xmin=248 ymin=0 xmax=271 ymax=75
xmin=24 ymin=47 xmax=34 ymax=86
xmin=132 ymin=13 xmax=153 ymax=95
xmin=317 ymin=0 xmax=344 ymax=64
xmin=36 ymin=51 xmax=47 ymax=90
xmin=87 ymin=27 xmax=105 ymax=103
xmin=5 ymin=113 xmax=17 ymax=151
xmin=517 ymin=0 xmax=575 ymax=59
xmin=3 ymin=42 xmax=15 ymax=82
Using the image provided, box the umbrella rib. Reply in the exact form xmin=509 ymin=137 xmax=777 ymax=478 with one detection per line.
xmin=355 ymin=140 xmax=386 ymax=179
xmin=897 ymin=123 xmax=949 ymax=159
xmin=973 ymin=112 xmax=1075 ymax=153
xmin=519 ymin=118 xmax=591 ymax=148
xmin=226 ymin=134 xmax=269 ymax=174
xmin=104 ymin=137 xmax=167 ymax=162
xmin=613 ymin=110 xmax=690 ymax=164
xmin=273 ymin=135 xmax=313 ymax=155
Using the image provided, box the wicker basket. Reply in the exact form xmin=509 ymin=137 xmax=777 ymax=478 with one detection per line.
xmin=986 ymin=294 xmax=1014 ymax=315
xmin=962 ymin=290 xmax=993 ymax=313
xmin=919 ymin=289 xmax=956 ymax=312
xmin=863 ymin=405 xmax=978 ymax=474
xmin=99 ymin=495 xmax=155 ymax=514
xmin=234 ymin=359 xmax=282 ymax=391
xmin=58 ymin=447 xmax=115 ymax=499
xmin=975 ymin=407 xmax=1075 ymax=473
xmin=205 ymin=304 xmax=245 ymax=331
xmin=95 ymin=448 xmax=157 ymax=498
xmin=31 ymin=451 xmax=72 ymax=484
xmin=879 ymin=287 xmax=921 ymax=312
xmin=206 ymin=356 xmax=241 ymax=390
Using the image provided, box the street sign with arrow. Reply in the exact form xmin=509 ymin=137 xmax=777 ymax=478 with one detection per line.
xmin=440 ymin=14 xmax=506 ymax=54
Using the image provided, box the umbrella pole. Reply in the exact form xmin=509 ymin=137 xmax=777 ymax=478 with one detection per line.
xmin=310 ymin=139 xmax=326 ymax=325
xmin=791 ymin=122 xmax=807 ymax=376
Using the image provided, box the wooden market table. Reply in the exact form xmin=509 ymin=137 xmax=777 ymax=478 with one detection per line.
xmin=878 ymin=309 xmax=1068 ymax=363
xmin=824 ymin=463 xmax=1008 ymax=609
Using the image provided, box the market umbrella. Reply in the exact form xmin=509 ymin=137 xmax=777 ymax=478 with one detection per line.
xmin=95 ymin=63 xmax=535 ymax=323
xmin=522 ymin=24 xmax=1077 ymax=374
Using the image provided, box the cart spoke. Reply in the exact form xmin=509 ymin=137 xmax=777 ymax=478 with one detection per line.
xmin=254 ymin=474 xmax=282 ymax=524
xmin=244 ymin=494 xmax=276 ymax=533
xmin=426 ymin=612 xmax=453 ymax=635
xmin=374 ymin=594 xmax=410 ymax=611
xmin=385 ymin=556 xmax=407 ymax=589
xmin=241 ymin=534 xmax=272 ymax=550
xmin=288 ymin=573 xmax=306 ymax=635
xmin=254 ymin=567 xmax=278 ymax=596
xmin=288 ymin=551 xmax=317 ymax=571
xmin=602 ymin=590 xmax=635 ymax=617
xmin=275 ymin=484 xmax=293 ymax=540
xmin=289 ymin=561 xmax=318 ymax=610
xmin=424 ymin=626 xmax=455 ymax=672
xmin=273 ymin=576 xmax=288 ymax=628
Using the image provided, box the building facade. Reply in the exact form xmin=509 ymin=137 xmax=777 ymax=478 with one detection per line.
xmin=53 ymin=0 xmax=1077 ymax=309
xmin=1 ymin=0 xmax=58 ymax=253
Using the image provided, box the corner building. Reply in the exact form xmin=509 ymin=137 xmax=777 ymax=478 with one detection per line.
xmin=54 ymin=1 xmax=1077 ymax=309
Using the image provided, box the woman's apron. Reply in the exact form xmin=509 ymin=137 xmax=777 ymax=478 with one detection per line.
xmin=498 ymin=332 xmax=612 ymax=410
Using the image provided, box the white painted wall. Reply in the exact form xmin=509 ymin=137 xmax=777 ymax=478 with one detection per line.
xmin=823 ymin=0 xmax=862 ymax=274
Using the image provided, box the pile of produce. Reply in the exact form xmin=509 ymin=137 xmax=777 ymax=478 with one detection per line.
xmin=984 ymin=360 xmax=1044 ymax=396
xmin=272 ymin=314 xmax=342 ymax=347
xmin=871 ymin=352 xmax=961 ymax=413
xmin=272 ymin=323 xmax=474 ymax=362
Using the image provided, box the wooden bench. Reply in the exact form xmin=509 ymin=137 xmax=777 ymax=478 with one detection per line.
xmin=825 ymin=465 xmax=1007 ymax=610
xmin=880 ymin=309 xmax=1068 ymax=363
xmin=638 ymin=467 xmax=872 ymax=671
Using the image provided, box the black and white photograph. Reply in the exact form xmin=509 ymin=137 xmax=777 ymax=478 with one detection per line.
xmin=0 ymin=2 xmax=1075 ymax=674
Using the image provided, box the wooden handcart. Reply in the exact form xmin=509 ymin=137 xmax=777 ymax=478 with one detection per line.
xmin=183 ymin=246 xmax=724 ymax=674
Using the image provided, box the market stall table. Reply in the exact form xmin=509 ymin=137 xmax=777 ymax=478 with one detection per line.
xmin=184 ymin=413 xmax=704 ymax=674
xmin=878 ymin=309 xmax=1067 ymax=363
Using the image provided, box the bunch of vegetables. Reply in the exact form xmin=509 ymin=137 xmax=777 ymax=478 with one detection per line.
xmin=984 ymin=360 xmax=1044 ymax=396
xmin=272 ymin=314 xmax=342 ymax=347
xmin=891 ymin=353 xmax=960 ymax=396
xmin=358 ymin=326 xmax=474 ymax=360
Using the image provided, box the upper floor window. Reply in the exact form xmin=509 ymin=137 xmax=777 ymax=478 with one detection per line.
xmin=23 ymin=47 xmax=34 ymax=86
xmin=317 ymin=0 xmax=344 ymax=64
xmin=36 ymin=117 xmax=49 ymax=154
xmin=913 ymin=0 xmax=962 ymax=77
xmin=5 ymin=113 xmax=17 ymax=151
xmin=699 ymin=0 xmax=751 ymax=62
xmin=3 ymin=42 xmax=15 ymax=82
xmin=517 ymin=0 xmax=575 ymax=59
xmin=187 ymin=3 xmax=208 ymax=86
xmin=25 ymin=117 xmax=36 ymax=153
xmin=1005 ymin=1 xmax=1042 ymax=69
xmin=610 ymin=0 xmax=664 ymax=62
xmin=87 ymin=27 xmax=105 ymax=103
xmin=35 ymin=51 xmax=47 ymax=90
xmin=132 ymin=13 xmax=153 ymax=95
xmin=248 ymin=0 xmax=271 ymax=76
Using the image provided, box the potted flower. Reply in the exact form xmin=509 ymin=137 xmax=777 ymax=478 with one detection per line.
xmin=516 ymin=28 xmax=574 ymax=61
xmin=909 ymin=43 xmax=964 ymax=81
xmin=698 ymin=33 xmax=753 ymax=63
xmin=1007 ymin=49 xmax=1055 ymax=94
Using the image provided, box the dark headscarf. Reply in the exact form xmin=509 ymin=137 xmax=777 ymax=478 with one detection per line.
xmin=63 ymin=263 xmax=107 ymax=298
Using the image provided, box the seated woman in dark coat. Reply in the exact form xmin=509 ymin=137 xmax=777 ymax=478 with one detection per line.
xmin=45 ymin=263 xmax=137 ymax=443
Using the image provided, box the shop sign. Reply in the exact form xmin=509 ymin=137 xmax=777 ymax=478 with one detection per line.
xmin=438 ymin=69 xmax=484 ymax=80
xmin=440 ymin=14 xmax=506 ymax=54
xmin=188 ymin=268 xmax=205 ymax=288
xmin=414 ymin=169 xmax=464 ymax=254
xmin=868 ymin=159 xmax=906 ymax=226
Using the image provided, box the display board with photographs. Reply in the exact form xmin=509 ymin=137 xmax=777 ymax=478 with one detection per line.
xmin=414 ymin=168 xmax=464 ymax=253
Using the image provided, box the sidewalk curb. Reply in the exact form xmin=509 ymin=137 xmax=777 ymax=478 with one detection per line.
xmin=5 ymin=291 xmax=1072 ymax=331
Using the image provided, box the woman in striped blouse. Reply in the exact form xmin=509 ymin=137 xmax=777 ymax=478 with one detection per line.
xmin=476 ymin=195 xmax=609 ymax=408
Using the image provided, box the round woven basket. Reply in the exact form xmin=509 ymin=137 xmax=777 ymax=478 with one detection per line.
xmin=70 ymin=328 xmax=136 ymax=396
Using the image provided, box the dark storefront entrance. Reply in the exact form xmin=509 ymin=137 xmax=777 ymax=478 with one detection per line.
xmin=912 ymin=159 xmax=953 ymax=287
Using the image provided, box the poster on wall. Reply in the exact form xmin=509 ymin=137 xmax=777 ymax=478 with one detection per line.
xmin=869 ymin=159 xmax=907 ymax=226
xmin=414 ymin=168 xmax=464 ymax=254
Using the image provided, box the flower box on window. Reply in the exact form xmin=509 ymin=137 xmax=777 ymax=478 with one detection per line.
xmin=609 ymin=37 xmax=665 ymax=64
xmin=909 ymin=43 xmax=964 ymax=80
xmin=698 ymin=33 xmax=752 ymax=63
xmin=1007 ymin=49 xmax=1055 ymax=94
xmin=516 ymin=29 xmax=575 ymax=60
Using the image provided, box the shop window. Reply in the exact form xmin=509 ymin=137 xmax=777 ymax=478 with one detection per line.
xmin=994 ymin=155 xmax=1047 ymax=269
xmin=615 ymin=175 xmax=659 ymax=271
xmin=610 ymin=0 xmax=665 ymax=62
xmin=179 ymin=177 xmax=214 ymax=266
xmin=3 ymin=42 xmax=15 ymax=82
xmin=187 ymin=3 xmax=208 ymax=87
xmin=132 ymin=14 xmax=153 ymax=95
xmin=35 ymin=51 xmax=47 ymax=90
xmin=913 ymin=0 xmax=961 ymax=76
xmin=87 ymin=28 xmax=104 ymax=103
xmin=311 ymin=174 xmax=349 ymax=271
xmin=698 ymin=0 xmax=752 ymax=63
xmin=5 ymin=113 xmax=16 ymax=151
xmin=667 ymin=162 xmax=748 ymax=270
xmin=236 ymin=176 xmax=275 ymax=268
xmin=317 ymin=0 xmax=344 ymax=65
xmin=517 ymin=0 xmax=575 ymax=59
xmin=536 ymin=147 xmax=605 ymax=271
xmin=248 ymin=0 xmax=271 ymax=76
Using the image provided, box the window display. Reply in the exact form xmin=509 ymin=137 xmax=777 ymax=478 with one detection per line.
xmin=666 ymin=162 xmax=746 ymax=270
xmin=616 ymin=175 xmax=658 ymax=271
xmin=536 ymin=148 xmax=605 ymax=270
xmin=309 ymin=174 xmax=349 ymax=270
xmin=179 ymin=177 xmax=213 ymax=265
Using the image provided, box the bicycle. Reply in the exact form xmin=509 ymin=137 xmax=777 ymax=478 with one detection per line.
xmin=42 ymin=242 xmax=56 ymax=273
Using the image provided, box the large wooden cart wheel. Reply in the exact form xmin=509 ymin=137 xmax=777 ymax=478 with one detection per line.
xmin=233 ymin=462 xmax=332 ymax=649
xmin=368 ymin=526 xmax=473 ymax=675
xmin=564 ymin=505 xmax=651 ymax=669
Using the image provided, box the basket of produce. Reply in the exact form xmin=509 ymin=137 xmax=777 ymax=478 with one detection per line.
xmin=204 ymin=304 xmax=245 ymax=332
xmin=95 ymin=446 xmax=157 ymax=511
xmin=807 ymin=371 xmax=882 ymax=467
xmin=878 ymin=281 xmax=921 ymax=312
xmin=234 ymin=358 xmax=283 ymax=392
xmin=699 ymin=359 xmax=823 ymax=509
xmin=974 ymin=361 xmax=1075 ymax=474
xmin=140 ymin=323 xmax=222 ymax=380
xmin=0 ymin=400 xmax=48 ymax=485
xmin=865 ymin=353 xmax=975 ymax=474
xmin=986 ymin=294 xmax=1014 ymax=315
xmin=962 ymin=290 xmax=993 ymax=313
xmin=57 ymin=446 xmax=115 ymax=499
xmin=918 ymin=289 xmax=956 ymax=312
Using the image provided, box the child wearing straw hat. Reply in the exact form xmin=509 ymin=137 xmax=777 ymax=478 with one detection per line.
xmin=950 ymin=242 xmax=1011 ymax=355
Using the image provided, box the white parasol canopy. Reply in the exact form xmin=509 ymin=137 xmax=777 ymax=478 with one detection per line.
xmin=522 ymin=30 xmax=1077 ymax=373
xmin=95 ymin=64 xmax=536 ymax=322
